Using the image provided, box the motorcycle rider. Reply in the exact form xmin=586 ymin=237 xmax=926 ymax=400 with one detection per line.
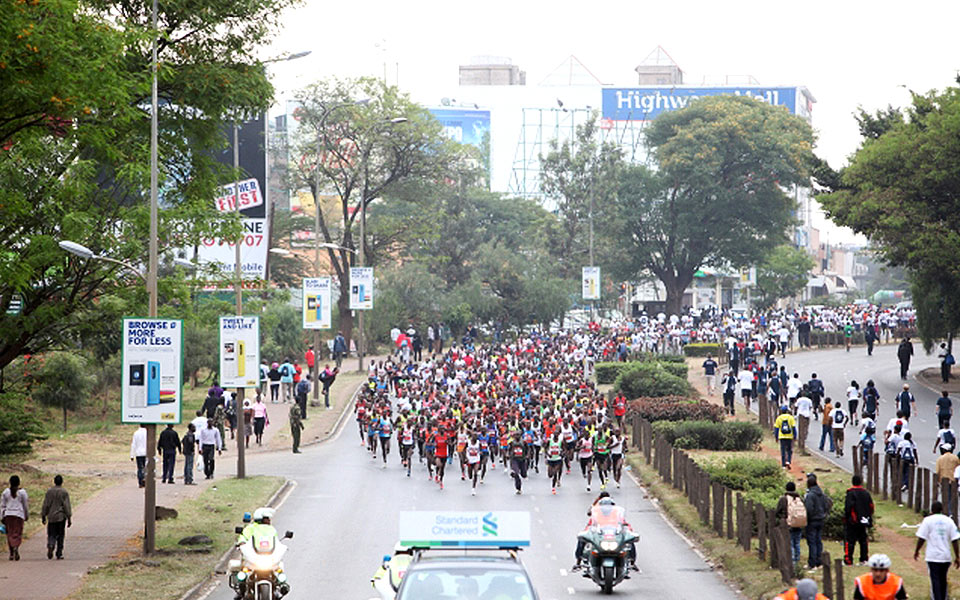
xmin=234 ymin=507 xmax=280 ymax=599
xmin=572 ymin=493 xmax=638 ymax=573
xmin=371 ymin=542 xmax=414 ymax=600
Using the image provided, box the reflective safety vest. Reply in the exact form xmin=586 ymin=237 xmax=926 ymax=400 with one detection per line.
xmin=773 ymin=589 xmax=829 ymax=600
xmin=854 ymin=573 xmax=904 ymax=600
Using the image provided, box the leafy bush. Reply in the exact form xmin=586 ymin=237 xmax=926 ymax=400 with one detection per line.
xmin=0 ymin=393 xmax=46 ymax=455
xmin=615 ymin=362 xmax=690 ymax=398
xmin=628 ymin=396 xmax=723 ymax=423
xmin=702 ymin=456 xmax=788 ymax=508
xmin=595 ymin=362 xmax=633 ymax=384
xmin=653 ymin=420 xmax=762 ymax=451
xmin=31 ymin=352 xmax=94 ymax=432
xmin=631 ymin=351 xmax=686 ymax=363
xmin=658 ymin=361 xmax=688 ymax=379
xmin=684 ymin=343 xmax=723 ymax=357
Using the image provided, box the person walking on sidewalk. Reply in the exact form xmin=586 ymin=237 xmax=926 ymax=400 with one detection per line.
xmin=914 ymin=500 xmax=960 ymax=600
xmin=775 ymin=481 xmax=807 ymax=565
xmin=819 ymin=400 xmax=835 ymax=453
xmin=198 ymin=419 xmax=223 ymax=479
xmin=290 ymin=404 xmax=304 ymax=454
xmin=1 ymin=475 xmax=28 ymax=561
xmin=897 ymin=337 xmax=914 ymax=380
xmin=319 ymin=365 xmax=339 ymax=409
xmin=157 ymin=424 xmax=181 ymax=484
xmin=796 ymin=393 xmax=813 ymax=452
xmin=774 ymin=405 xmax=797 ymax=468
xmin=253 ymin=395 xmax=269 ymax=446
xmin=295 ymin=376 xmax=310 ymax=420
xmin=182 ymin=423 xmax=197 ymax=485
xmin=304 ymin=344 xmax=315 ymax=381
xmin=333 ymin=332 xmax=347 ymax=369
xmin=844 ymin=474 xmax=874 ymax=566
xmin=279 ymin=357 xmax=295 ymax=403
xmin=130 ymin=424 xmax=148 ymax=488
xmin=804 ymin=474 xmax=830 ymax=570
xmin=40 ymin=475 xmax=71 ymax=560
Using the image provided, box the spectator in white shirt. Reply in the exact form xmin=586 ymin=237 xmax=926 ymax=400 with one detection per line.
xmin=914 ymin=500 xmax=960 ymax=600
xmin=130 ymin=425 xmax=148 ymax=488
xmin=198 ymin=421 xmax=223 ymax=480
xmin=795 ymin=395 xmax=813 ymax=451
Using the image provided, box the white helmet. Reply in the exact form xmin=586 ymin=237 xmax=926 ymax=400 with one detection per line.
xmin=867 ymin=553 xmax=891 ymax=569
xmin=252 ymin=507 xmax=275 ymax=523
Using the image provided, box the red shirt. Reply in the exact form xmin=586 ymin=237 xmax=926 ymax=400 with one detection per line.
xmin=304 ymin=349 xmax=315 ymax=368
xmin=434 ymin=433 xmax=449 ymax=458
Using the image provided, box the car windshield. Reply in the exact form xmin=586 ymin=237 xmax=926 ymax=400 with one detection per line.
xmin=398 ymin=566 xmax=534 ymax=600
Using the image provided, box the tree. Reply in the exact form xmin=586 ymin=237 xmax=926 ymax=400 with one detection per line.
xmin=754 ymin=245 xmax=815 ymax=309
xmin=606 ymin=95 xmax=815 ymax=314
xmin=31 ymin=352 xmax=93 ymax=432
xmin=818 ymin=85 xmax=960 ymax=348
xmin=289 ymin=78 xmax=463 ymax=348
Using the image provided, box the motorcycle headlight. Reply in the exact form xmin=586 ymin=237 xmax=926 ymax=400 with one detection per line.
xmin=277 ymin=572 xmax=287 ymax=584
xmin=600 ymin=541 xmax=618 ymax=551
xmin=236 ymin=571 xmax=247 ymax=582
xmin=253 ymin=555 xmax=274 ymax=571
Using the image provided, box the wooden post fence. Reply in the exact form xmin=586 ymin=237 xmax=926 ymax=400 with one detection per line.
xmin=834 ymin=557 xmax=845 ymax=600
xmin=822 ymin=551 xmax=833 ymax=599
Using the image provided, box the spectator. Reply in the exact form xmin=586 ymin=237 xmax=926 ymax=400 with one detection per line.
xmin=304 ymin=344 xmax=315 ymax=380
xmin=296 ymin=375 xmax=311 ymax=420
xmin=844 ymin=474 xmax=874 ymax=566
xmin=252 ymin=395 xmax=269 ymax=446
xmin=773 ymin=405 xmax=797 ymax=468
xmin=290 ymin=404 xmax=304 ymax=454
xmin=897 ymin=337 xmax=913 ymax=380
xmin=182 ymin=423 xmax=197 ymax=485
xmin=914 ymin=501 xmax=960 ymax=600
xmin=936 ymin=390 xmax=953 ymax=430
xmin=157 ymin=423 xmax=181 ymax=484
xmin=130 ymin=424 xmax=148 ymax=488
xmin=279 ymin=357 xmax=295 ymax=403
xmin=198 ymin=418 xmax=223 ymax=479
xmin=320 ymin=366 xmax=340 ymax=409
xmin=938 ymin=342 xmax=953 ymax=384
xmin=1 ymin=475 xmax=28 ymax=561
xmin=267 ymin=362 xmax=281 ymax=403
xmin=259 ymin=359 xmax=269 ymax=396
xmin=775 ymin=481 xmax=807 ymax=565
xmin=818 ymin=399 xmax=835 ymax=453
xmin=797 ymin=317 xmax=811 ymax=348
xmin=803 ymin=473 xmax=830 ymax=570
xmin=333 ymin=332 xmax=347 ymax=369
xmin=40 ymin=475 xmax=71 ymax=560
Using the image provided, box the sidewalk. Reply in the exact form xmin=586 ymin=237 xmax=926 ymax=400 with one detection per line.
xmin=0 ymin=369 xmax=368 ymax=600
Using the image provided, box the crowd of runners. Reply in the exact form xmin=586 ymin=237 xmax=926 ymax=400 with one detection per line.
xmin=353 ymin=331 xmax=630 ymax=496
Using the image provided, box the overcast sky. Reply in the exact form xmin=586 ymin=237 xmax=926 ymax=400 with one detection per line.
xmin=265 ymin=0 xmax=960 ymax=241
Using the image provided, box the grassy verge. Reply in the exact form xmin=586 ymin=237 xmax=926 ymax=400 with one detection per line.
xmin=68 ymin=475 xmax=283 ymax=600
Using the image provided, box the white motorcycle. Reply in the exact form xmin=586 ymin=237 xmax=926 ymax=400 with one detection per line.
xmin=228 ymin=523 xmax=293 ymax=600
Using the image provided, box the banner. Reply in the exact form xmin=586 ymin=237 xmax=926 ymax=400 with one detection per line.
xmin=303 ymin=277 xmax=332 ymax=330
xmin=121 ymin=318 xmax=183 ymax=424
xmin=349 ymin=267 xmax=374 ymax=310
xmin=219 ymin=316 xmax=260 ymax=388
xmin=582 ymin=266 xmax=601 ymax=300
xmin=601 ymin=87 xmax=798 ymax=121
xmin=399 ymin=511 xmax=530 ymax=548
xmin=196 ymin=218 xmax=269 ymax=280
xmin=214 ymin=178 xmax=263 ymax=213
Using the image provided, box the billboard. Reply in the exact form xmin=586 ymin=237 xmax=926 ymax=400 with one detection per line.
xmin=349 ymin=267 xmax=373 ymax=310
xmin=121 ymin=318 xmax=183 ymax=424
xmin=214 ymin=178 xmax=263 ymax=213
xmin=219 ymin=316 xmax=260 ymax=388
xmin=216 ymin=116 xmax=267 ymax=219
xmin=582 ymin=266 xmax=601 ymax=301
xmin=196 ymin=218 xmax=269 ymax=280
xmin=429 ymin=108 xmax=491 ymax=181
xmin=601 ymin=87 xmax=798 ymax=121
xmin=303 ymin=277 xmax=332 ymax=330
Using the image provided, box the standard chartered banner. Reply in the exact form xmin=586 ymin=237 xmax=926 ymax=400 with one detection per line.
xmin=219 ymin=316 xmax=260 ymax=388
xmin=349 ymin=267 xmax=373 ymax=310
xmin=399 ymin=511 xmax=530 ymax=547
xmin=582 ymin=266 xmax=601 ymax=300
xmin=121 ymin=318 xmax=183 ymax=424
xmin=303 ymin=277 xmax=332 ymax=330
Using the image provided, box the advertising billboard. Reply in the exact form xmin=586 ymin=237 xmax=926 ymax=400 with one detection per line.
xmin=601 ymin=87 xmax=798 ymax=121
xmin=196 ymin=218 xmax=269 ymax=280
xmin=582 ymin=266 xmax=601 ymax=301
xmin=399 ymin=511 xmax=531 ymax=548
xmin=219 ymin=316 xmax=260 ymax=388
xmin=121 ymin=318 xmax=183 ymax=424
xmin=349 ymin=267 xmax=374 ymax=310
xmin=429 ymin=108 xmax=491 ymax=181
xmin=303 ymin=277 xmax=332 ymax=330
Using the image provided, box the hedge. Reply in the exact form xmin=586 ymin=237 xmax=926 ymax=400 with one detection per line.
xmin=652 ymin=420 xmax=763 ymax=451
xmin=683 ymin=343 xmax=723 ymax=357
xmin=658 ymin=361 xmax=688 ymax=379
xmin=627 ymin=396 xmax=723 ymax=423
xmin=615 ymin=361 xmax=691 ymax=398
xmin=702 ymin=456 xmax=788 ymax=509
xmin=631 ymin=351 xmax=686 ymax=363
xmin=595 ymin=361 xmax=634 ymax=384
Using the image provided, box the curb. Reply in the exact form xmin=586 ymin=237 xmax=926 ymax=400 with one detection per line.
xmin=301 ymin=381 xmax=362 ymax=449
xmin=179 ymin=478 xmax=298 ymax=600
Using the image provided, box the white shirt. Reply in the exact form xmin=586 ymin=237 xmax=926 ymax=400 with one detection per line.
xmin=198 ymin=426 xmax=222 ymax=450
xmin=130 ymin=427 xmax=147 ymax=458
xmin=738 ymin=370 xmax=754 ymax=390
xmin=0 ymin=488 xmax=28 ymax=520
xmin=917 ymin=513 xmax=960 ymax=562
xmin=778 ymin=327 xmax=790 ymax=342
xmin=831 ymin=408 xmax=847 ymax=429
xmin=846 ymin=386 xmax=861 ymax=402
xmin=787 ymin=378 xmax=803 ymax=399
xmin=796 ymin=397 xmax=813 ymax=418
xmin=885 ymin=417 xmax=910 ymax=436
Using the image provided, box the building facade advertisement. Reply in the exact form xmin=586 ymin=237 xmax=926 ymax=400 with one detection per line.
xmin=302 ymin=277 xmax=332 ymax=330
xmin=582 ymin=266 xmax=601 ymax=300
xmin=121 ymin=318 xmax=183 ymax=424
xmin=213 ymin=178 xmax=263 ymax=213
xmin=218 ymin=316 xmax=260 ymax=388
xmin=196 ymin=218 xmax=269 ymax=280
xmin=349 ymin=267 xmax=374 ymax=310
xmin=602 ymin=87 xmax=798 ymax=121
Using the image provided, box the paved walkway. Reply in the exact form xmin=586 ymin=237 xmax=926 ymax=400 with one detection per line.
xmin=0 ymin=365 xmax=371 ymax=600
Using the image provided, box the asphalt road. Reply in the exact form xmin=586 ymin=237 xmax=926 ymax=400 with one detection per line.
xmin=753 ymin=343 xmax=942 ymax=472
xmin=206 ymin=412 xmax=740 ymax=600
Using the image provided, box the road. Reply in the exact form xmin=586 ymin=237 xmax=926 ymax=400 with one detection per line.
xmin=206 ymin=411 xmax=740 ymax=600
xmin=758 ymin=342 xmax=942 ymax=471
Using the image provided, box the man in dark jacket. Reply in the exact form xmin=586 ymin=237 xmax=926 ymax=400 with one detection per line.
xmin=803 ymin=474 xmax=830 ymax=569
xmin=898 ymin=337 xmax=914 ymax=380
xmin=319 ymin=366 xmax=339 ymax=409
xmin=157 ymin=424 xmax=181 ymax=484
xmin=844 ymin=474 xmax=874 ymax=565
xmin=182 ymin=424 xmax=197 ymax=485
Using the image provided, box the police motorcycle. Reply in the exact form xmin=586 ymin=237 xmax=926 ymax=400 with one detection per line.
xmin=228 ymin=508 xmax=294 ymax=600
xmin=577 ymin=500 xmax=638 ymax=594
xmin=370 ymin=542 xmax=414 ymax=600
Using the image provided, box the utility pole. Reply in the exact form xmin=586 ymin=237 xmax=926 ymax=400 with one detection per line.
xmin=144 ymin=0 xmax=159 ymax=555
xmin=233 ymin=122 xmax=246 ymax=479
xmin=313 ymin=164 xmax=322 ymax=406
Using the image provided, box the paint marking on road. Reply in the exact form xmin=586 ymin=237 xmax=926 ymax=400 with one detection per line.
xmin=559 ymin=568 xmax=568 ymax=577
xmin=626 ymin=468 xmax=706 ymax=559
xmin=551 ymin=554 xmax=558 ymax=561
xmin=567 ymin=586 xmax=576 ymax=595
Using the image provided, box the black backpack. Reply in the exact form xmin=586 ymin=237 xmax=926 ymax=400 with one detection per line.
xmin=944 ymin=430 xmax=957 ymax=448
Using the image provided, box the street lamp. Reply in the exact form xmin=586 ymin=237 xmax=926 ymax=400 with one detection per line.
xmin=59 ymin=241 xmax=146 ymax=282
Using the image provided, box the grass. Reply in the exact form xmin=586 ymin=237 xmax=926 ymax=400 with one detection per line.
xmin=68 ymin=475 xmax=283 ymax=600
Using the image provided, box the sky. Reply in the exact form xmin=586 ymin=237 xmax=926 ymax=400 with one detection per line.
xmin=263 ymin=0 xmax=960 ymax=242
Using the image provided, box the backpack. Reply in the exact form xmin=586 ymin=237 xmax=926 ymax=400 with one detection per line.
xmin=780 ymin=417 xmax=793 ymax=436
xmin=809 ymin=380 xmax=823 ymax=395
xmin=944 ymin=430 xmax=956 ymax=448
xmin=865 ymin=422 xmax=876 ymax=435
xmin=786 ymin=495 xmax=807 ymax=528
xmin=947 ymin=354 xmax=956 ymax=366
xmin=901 ymin=443 xmax=915 ymax=463
xmin=834 ymin=409 xmax=845 ymax=424
xmin=280 ymin=365 xmax=290 ymax=377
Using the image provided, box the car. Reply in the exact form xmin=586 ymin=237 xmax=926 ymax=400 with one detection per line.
xmin=395 ymin=551 xmax=538 ymax=600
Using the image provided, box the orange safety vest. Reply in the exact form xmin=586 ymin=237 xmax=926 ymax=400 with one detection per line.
xmin=854 ymin=573 xmax=903 ymax=600
xmin=773 ymin=589 xmax=829 ymax=600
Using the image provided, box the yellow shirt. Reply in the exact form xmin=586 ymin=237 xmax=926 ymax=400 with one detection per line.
xmin=774 ymin=414 xmax=796 ymax=440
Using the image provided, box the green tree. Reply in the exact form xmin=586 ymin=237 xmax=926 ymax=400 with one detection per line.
xmin=754 ymin=245 xmax=816 ymax=309
xmin=0 ymin=392 xmax=46 ymax=455
xmin=818 ymin=85 xmax=960 ymax=348
xmin=31 ymin=352 xmax=93 ymax=431
xmin=606 ymin=96 xmax=815 ymax=314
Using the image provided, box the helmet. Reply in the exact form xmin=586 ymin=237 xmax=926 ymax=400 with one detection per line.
xmin=867 ymin=553 xmax=891 ymax=569
xmin=796 ymin=578 xmax=819 ymax=600
xmin=252 ymin=507 xmax=275 ymax=523
xmin=598 ymin=497 xmax=615 ymax=507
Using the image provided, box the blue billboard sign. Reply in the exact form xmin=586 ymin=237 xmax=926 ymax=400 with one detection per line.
xmin=601 ymin=87 xmax=797 ymax=121
xmin=429 ymin=108 xmax=491 ymax=148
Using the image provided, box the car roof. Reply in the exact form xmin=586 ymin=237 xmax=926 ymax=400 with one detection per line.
xmin=409 ymin=555 xmax=525 ymax=570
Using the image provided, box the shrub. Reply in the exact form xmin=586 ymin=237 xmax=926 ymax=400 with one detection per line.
xmin=703 ymin=456 xmax=788 ymax=508
xmin=628 ymin=396 xmax=723 ymax=423
xmin=652 ymin=420 xmax=762 ymax=451
xmin=595 ymin=362 xmax=634 ymax=384
xmin=631 ymin=351 xmax=686 ymax=363
xmin=658 ymin=361 xmax=688 ymax=379
xmin=684 ymin=343 xmax=723 ymax=357
xmin=31 ymin=352 xmax=94 ymax=432
xmin=615 ymin=362 xmax=691 ymax=398
xmin=0 ymin=393 xmax=46 ymax=455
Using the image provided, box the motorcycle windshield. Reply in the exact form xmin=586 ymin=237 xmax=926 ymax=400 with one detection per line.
xmin=254 ymin=536 xmax=275 ymax=554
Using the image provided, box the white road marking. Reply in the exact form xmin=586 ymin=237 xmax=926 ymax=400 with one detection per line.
xmin=559 ymin=568 xmax=568 ymax=577
xmin=567 ymin=587 xmax=576 ymax=595
xmin=551 ymin=554 xmax=557 ymax=561
xmin=538 ymin=519 xmax=545 ymax=524
xmin=534 ymin=506 xmax=541 ymax=512
xmin=546 ymin=542 xmax=552 ymax=549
